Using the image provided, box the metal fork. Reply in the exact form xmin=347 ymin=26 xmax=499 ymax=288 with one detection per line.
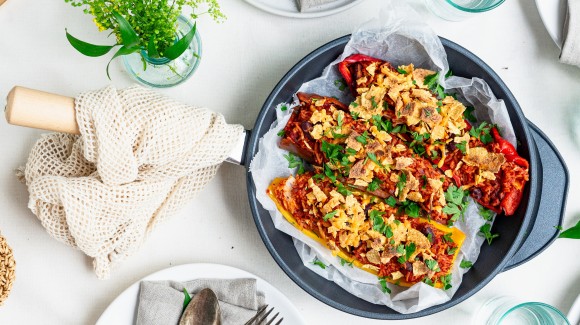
xmin=244 ymin=305 xmax=283 ymax=325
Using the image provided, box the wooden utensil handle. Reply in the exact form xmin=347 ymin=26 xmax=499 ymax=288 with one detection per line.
xmin=5 ymin=86 xmax=80 ymax=134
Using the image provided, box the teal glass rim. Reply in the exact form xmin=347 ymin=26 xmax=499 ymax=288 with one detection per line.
xmin=499 ymin=302 xmax=570 ymax=324
xmin=444 ymin=0 xmax=505 ymax=13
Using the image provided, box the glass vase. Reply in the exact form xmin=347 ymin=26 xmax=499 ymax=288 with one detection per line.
xmin=122 ymin=15 xmax=202 ymax=88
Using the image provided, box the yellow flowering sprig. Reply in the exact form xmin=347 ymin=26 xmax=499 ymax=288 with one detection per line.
xmin=64 ymin=0 xmax=225 ymax=74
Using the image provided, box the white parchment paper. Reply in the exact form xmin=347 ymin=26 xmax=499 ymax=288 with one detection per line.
xmin=250 ymin=0 xmax=514 ymax=313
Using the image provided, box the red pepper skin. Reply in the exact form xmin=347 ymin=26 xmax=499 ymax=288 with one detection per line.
xmin=490 ymin=127 xmax=529 ymax=215
xmin=338 ymin=54 xmax=384 ymax=94
xmin=491 ymin=128 xmax=529 ymax=169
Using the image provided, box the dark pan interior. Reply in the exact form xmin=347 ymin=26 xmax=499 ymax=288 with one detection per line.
xmin=246 ymin=35 xmax=540 ymax=319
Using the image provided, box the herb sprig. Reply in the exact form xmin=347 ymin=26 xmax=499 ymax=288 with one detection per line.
xmin=479 ymin=223 xmax=499 ymax=245
xmin=442 ymin=185 xmax=470 ymax=225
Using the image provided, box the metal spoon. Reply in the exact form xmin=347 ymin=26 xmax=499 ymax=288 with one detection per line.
xmin=179 ymin=288 xmax=221 ymax=325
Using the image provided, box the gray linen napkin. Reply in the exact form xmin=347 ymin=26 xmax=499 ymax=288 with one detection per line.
xmin=561 ymin=0 xmax=580 ymax=65
xmin=136 ymin=278 xmax=266 ymax=325
xmin=296 ymin=0 xmax=339 ymax=12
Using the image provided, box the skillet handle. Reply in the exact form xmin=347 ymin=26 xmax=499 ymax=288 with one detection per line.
xmin=502 ymin=121 xmax=568 ymax=271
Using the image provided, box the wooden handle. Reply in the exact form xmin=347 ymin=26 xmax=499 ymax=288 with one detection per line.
xmin=5 ymin=86 xmax=80 ymax=134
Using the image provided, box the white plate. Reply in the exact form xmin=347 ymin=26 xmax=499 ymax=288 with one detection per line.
xmin=244 ymin=0 xmax=366 ymax=18
xmin=535 ymin=0 xmax=567 ymax=48
xmin=96 ymin=263 xmax=306 ymax=325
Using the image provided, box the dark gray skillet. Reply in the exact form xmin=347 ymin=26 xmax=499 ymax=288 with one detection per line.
xmin=243 ymin=35 xmax=569 ymax=319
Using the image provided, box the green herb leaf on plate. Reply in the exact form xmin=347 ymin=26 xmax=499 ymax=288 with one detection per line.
xmin=379 ymin=277 xmax=391 ymax=294
xmin=439 ymin=274 xmax=452 ymax=290
xmin=425 ymin=259 xmax=440 ymax=272
xmin=323 ymin=210 xmax=337 ymax=221
xmin=479 ymin=223 xmax=499 ymax=245
xmin=460 ymin=259 xmax=473 ymax=269
xmin=558 ymin=219 xmax=580 ymax=239
xmin=312 ymin=258 xmax=326 ymax=269
xmin=182 ymin=288 xmax=191 ymax=309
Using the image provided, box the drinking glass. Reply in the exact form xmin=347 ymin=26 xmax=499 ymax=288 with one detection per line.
xmin=424 ymin=0 xmax=505 ymax=21
xmin=473 ymin=296 xmax=570 ymax=325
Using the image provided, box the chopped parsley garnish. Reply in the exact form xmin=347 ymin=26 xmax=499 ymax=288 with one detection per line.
xmin=396 ymin=244 xmax=405 ymax=255
xmin=312 ymin=258 xmax=327 ymax=269
xmin=479 ymin=206 xmax=494 ymax=221
xmin=406 ymin=243 xmax=417 ymax=260
xmin=460 ymin=260 xmax=473 ymax=269
xmin=367 ymin=152 xmax=386 ymax=169
xmin=409 ymin=132 xmax=430 ymax=157
xmin=336 ymin=183 xmax=352 ymax=197
xmin=479 ymin=223 xmax=499 ymax=245
xmin=396 ymin=172 xmax=407 ymax=194
xmin=324 ymin=164 xmax=337 ymax=182
xmin=445 ymin=69 xmax=453 ymax=78
xmin=277 ymin=129 xmax=285 ymax=137
xmin=367 ymin=177 xmax=383 ymax=192
xmin=350 ymin=101 xmax=359 ymax=108
xmin=442 ymin=185 xmax=469 ymax=225
xmin=369 ymin=210 xmax=393 ymax=238
xmin=372 ymin=114 xmax=392 ymax=133
xmin=379 ymin=277 xmax=391 ymax=294
xmin=340 ymin=257 xmax=353 ymax=267
xmin=321 ymin=141 xmax=345 ymax=166
xmin=423 ymin=72 xmax=448 ymax=99
xmin=400 ymin=200 xmax=420 ymax=218
xmin=371 ymin=97 xmax=379 ymax=108
xmin=443 ymin=232 xmax=454 ymax=243
xmin=334 ymin=79 xmax=347 ymax=91
xmin=350 ymin=111 xmax=360 ymax=120
xmin=391 ymin=124 xmax=407 ymax=134
xmin=423 ymin=277 xmax=434 ymax=286
xmin=323 ymin=210 xmax=338 ymax=221
xmin=464 ymin=106 xmax=477 ymax=123
xmin=446 ymin=246 xmax=457 ymax=255
xmin=439 ymin=274 xmax=452 ymax=290
xmin=284 ymin=152 xmax=305 ymax=174
xmin=469 ymin=121 xmax=493 ymax=145
xmin=425 ymin=259 xmax=441 ymax=272
xmin=346 ymin=148 xmax=358 ymax=156
xmin=423 ymin=72 xmax=439 ymax=89
xmin=355 ymin=131 xmax=369 ymax=145
xmin=397 ymin=67 xmax=408 ymax=75
xmin=312 ymin=173 xmax=325 ymax=181
xmin=331 ymin=131 xmax=348 ymax=139
xmin=385 ymin=196 xmax=397 ymax=207
xmin=456 ymin=141 xmax=467 ymax=154
xmin=427 ymin=232 xmax=433 ymax=243
xmin=280 ymin=104 xmax=288 ymax=111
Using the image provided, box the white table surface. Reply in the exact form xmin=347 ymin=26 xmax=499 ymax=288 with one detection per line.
xmin=1 ymin=0 xmax=580 ymax=324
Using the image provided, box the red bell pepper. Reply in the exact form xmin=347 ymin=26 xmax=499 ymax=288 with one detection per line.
xmin=338 ymin=54 xmax=384 ymax=94
xmin=491 ymin=127 xmax=529 ymax=169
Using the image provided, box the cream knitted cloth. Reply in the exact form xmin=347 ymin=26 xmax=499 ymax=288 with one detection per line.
xmin=17 ymin=86 xmax=244 ymax=279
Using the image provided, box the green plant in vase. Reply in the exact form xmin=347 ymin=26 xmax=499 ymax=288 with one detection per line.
xmin=65 ymin=0 xmax=225 ymax=87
